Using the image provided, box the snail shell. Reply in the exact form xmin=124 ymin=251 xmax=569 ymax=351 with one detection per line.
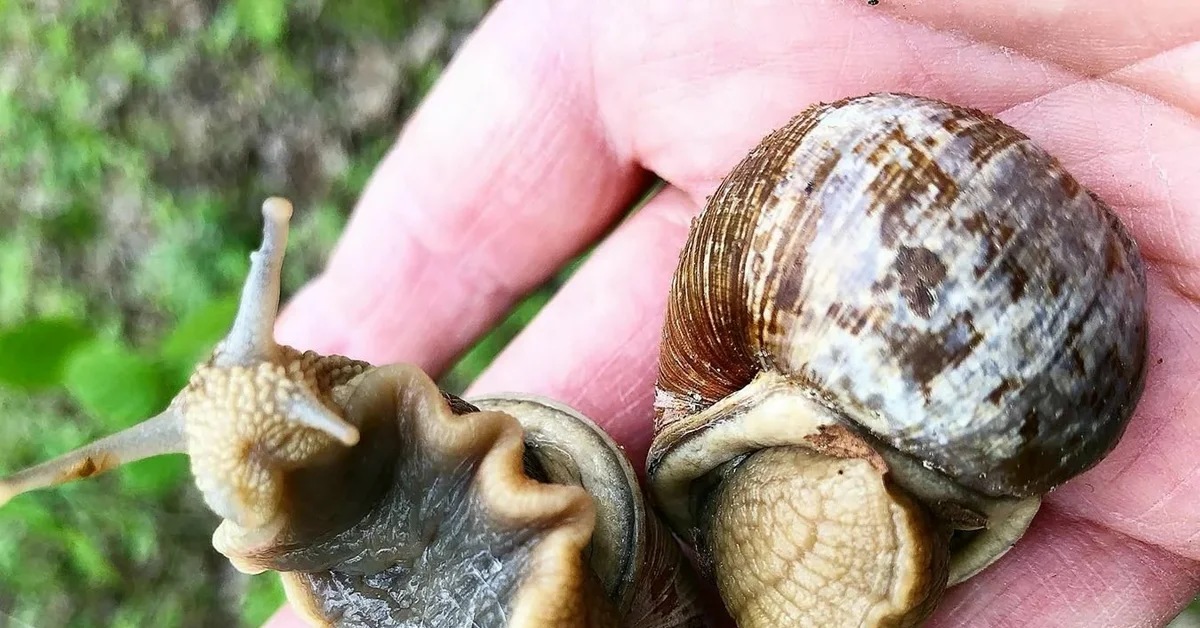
xmin=647 ymin=93 xmax=1148 ymax=626
xmin=0 ymin=200 xmax=706 ymax=628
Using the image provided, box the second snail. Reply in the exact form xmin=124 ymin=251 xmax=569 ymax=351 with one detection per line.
xmin=647 ymin=92 xmax=1146 ymax=626
xmin=0 ymin=92 xmax=1147 ymax=627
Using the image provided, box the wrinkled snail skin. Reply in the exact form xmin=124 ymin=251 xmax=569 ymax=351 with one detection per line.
xmin=471 ymin=395 xmax=709 ymax=627
xmin=647 ymin=93 xmax=1148 ymax=627
xmin=0 ymin=199 xmax=706 ymax=628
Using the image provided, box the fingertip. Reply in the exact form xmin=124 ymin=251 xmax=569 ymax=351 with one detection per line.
xmin=261 ymin=606 xmax=307 ymax=628
xmin=274 ymin=1 xmax=645 ymax=372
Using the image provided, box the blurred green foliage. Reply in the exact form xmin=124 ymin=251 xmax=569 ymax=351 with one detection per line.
xmin=234 ymin=0 xmax=289 ymax=46
xmin=0 ymin=0 xmax=491 ymax=625
xmin=0 ymin=296 xmax=260 ymax=625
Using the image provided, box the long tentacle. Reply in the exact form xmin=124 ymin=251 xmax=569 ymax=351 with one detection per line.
xmin=0 ymin=408 xmax=184 ymax=506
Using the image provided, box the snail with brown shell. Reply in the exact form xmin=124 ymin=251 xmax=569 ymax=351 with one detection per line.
xmin=647 ymin=92 xmax=1147 ymax=626
xmin=0 ymin=92 xmax=1147 ymax=627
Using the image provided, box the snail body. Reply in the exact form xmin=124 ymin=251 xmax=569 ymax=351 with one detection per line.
xmin=0 ymin=92 xmax=1150 ymax=628
xmin=648 ymin=93 xmax=1147 ymax=626
xmin=0 ymin=200 xmax=705 ymax=628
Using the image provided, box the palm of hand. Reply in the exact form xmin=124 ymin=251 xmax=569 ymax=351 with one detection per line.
xmin=272 ymin=2 xmax=1200 ymax=626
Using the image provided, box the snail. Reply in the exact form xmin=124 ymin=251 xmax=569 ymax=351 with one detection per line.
xmin=646 ymin=92 xmax=1148 ymax=626
xmin=0 ymin=91 xmax=1148 ymax=628
xmin=0 ymin=199 xmax=707 ymax=627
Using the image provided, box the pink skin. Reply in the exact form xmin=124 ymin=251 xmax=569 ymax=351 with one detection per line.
xmin=268 ymin=1 xmax=1200 ymax=626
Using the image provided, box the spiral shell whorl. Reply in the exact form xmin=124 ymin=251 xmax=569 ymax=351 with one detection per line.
xmin=654 ymin=93 xmax=1147 ymax=498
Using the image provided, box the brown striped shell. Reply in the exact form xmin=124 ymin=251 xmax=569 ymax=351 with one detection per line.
xmin=650 ymin=92 xmax=1147 ymax=499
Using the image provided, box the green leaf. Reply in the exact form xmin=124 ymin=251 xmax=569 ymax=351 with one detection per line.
xmin=63 ymin=528 xmax=118 ymax=585
xmin=158 ymin=296 xmax=238 ymax=368
xmin=322 ymin=0 xmax=412 ymax=39
xmin=416 ymin=60 xmax=444 ymax=97
xmin=207 ymin=4 xmax=241 ymax=54
xmin=57 ymin=75 xmax=92 ymax=125
xmin=0 ymin=496 xmax=58 ymax=532
xmin=120 ymin=515 xmax=162 ymax=564
xmin=106 ymin=36 xmax=146 ymax=79
xmin=40 ymin=199 xmax=99 ymax=244
xmin=63 ymin=341 xmax=166 ymax=428
xmin=118 ymin=455 xmax=189 ymax=501
xmin=69 ymin=0 xmax=118 ymax=21
xmin=235 ymin=0 xmax=287 ymax=46
xmin=0 ymin=318 xmax=93 ymax=390
xmin=44 ymin=22 xmax=72 ymax=61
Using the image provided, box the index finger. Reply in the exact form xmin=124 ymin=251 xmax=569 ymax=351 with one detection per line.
xmin=275 ymin=1 xmax=647 ymax=371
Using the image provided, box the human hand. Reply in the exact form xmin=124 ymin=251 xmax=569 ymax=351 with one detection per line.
xmin=267 ymin=1 xmax=1200 ymax=625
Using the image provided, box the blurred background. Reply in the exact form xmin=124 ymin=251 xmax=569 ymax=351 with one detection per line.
xmin=0 ymin=1 xmax=1195 ymax=627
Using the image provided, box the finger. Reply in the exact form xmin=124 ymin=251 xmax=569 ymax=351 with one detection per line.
xmin=275 ymin=0 xmax=647 ymax=371
xmin=1110 ymin=42 xmax=1200 ymax=119
xmin=877 ymin=0 xmax=1200 ymax=76
xmin=930 ymin=507 xmax=1200 ymax=627
xmin=593 ymin=2 xmax=1196 ymax=205
xmin=596 ymin=1 xmax=1200 ymax=570
xmin=262 ymin=606 xmax=304 ymax=628
xmin=467 ymin=186 xmax=701 ymax=468
xmin=592 ymin=0 xmax=1080 ymax=195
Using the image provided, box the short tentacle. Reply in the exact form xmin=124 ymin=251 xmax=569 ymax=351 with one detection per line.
xmin=284 ymin=395 xmax=361 ymax=446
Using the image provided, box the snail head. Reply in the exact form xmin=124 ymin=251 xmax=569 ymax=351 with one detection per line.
xmin=0 ymin=198 xmax=363 ymax=559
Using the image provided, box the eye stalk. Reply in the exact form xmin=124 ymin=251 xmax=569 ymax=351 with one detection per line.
xmin=0 ymin=198 xmax=361 ymax=537
xmin=214 ymin=197 xmax=293 ymax=368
